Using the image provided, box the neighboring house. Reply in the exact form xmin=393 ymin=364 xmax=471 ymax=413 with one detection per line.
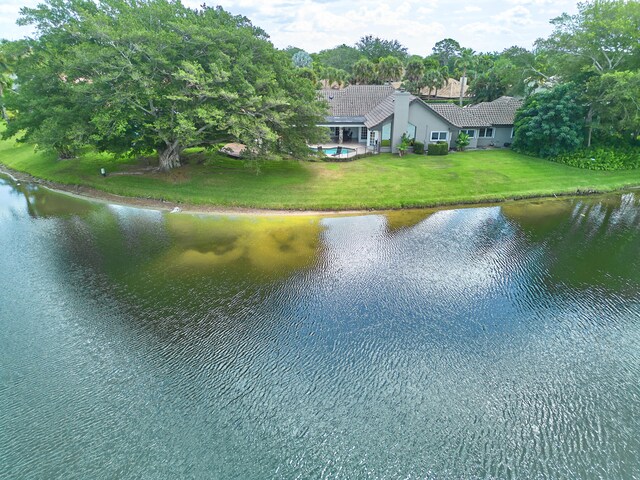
xmin=465 ymin=96 xmax=524 ymax=147
xmin=421 ymin=77 xmax=471 ymax=100
xmin=318 ymin=85 xmax=521 ymax=153
xmin=390 ymin=78 xmax=471 ymax=100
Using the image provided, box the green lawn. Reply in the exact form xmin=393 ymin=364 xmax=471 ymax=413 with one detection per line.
xmin=2 ymin=135 xmax=640 ymax=210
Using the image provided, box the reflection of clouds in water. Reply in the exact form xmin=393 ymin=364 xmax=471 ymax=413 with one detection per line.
xmin=160 ymin=215 xmax=324 ymax=275
xmin=0 ymin=177 xmax=28 ymax=221
xmin=0 ymin=178 xmax=95 ymax=219
xmin=320 ymin=207 xmax=525 ymax=303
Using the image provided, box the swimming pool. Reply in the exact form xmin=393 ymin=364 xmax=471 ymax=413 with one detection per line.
xmin=310 ymin=146 xmax=356 ymax=156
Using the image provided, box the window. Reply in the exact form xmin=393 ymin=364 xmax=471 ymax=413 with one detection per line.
xmin=360 ymin=127 xmax=368 ymax=140
xmin=478 ymin=127 xmax=494 ymax=138
xmin=431 ymin=131 xmax=448 ymax=141
xmin=510 ymin=128 xmax=514 ymax=138
xmin=406 ymin=123 xmax=416 ymax=140
xmin=382 ymin=122 xmax=391 ymax=141
xmin=460 ymin=129 xmax=476 ymax=138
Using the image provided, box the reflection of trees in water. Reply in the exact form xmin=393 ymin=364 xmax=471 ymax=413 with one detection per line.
xmin=13 ymin=183 xmax=94 ymax=218
xmin=30 ymin=200 xmax=325 ymax=337
xmin=501 ymin=194 xmax=640 ymax=291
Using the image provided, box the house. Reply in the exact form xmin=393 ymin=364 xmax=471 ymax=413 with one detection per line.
xmin=420 ymin=77 xmax=471 ymax=100
xmin=318 ymin=85 xmax=522 ymax=153
xmin=465 ymin=96 xmax=523 ymax=147
xmin=389 ymin=78 xmax=471 ymax=100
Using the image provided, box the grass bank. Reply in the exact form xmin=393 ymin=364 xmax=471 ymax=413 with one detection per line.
xmin=2 ymin=136 xmax=640 ymax=210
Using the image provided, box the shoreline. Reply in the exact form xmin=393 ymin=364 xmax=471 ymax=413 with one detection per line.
xmin=1 ymin=164 xmax=638 ymax=217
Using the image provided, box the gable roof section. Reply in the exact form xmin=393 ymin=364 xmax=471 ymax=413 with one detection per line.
xmin=425 ymin=103 xmax=491 ymax=128
xmin=466 ymin=96 xmax=523 ymax=125
xmin=364 ymin=96 xmax=395 ymax=128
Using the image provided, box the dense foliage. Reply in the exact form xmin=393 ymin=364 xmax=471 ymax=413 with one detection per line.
xmin=552 ymin=147 xmax=640 ymax=171
xmin=512 ymin=84 xmax=586 ymax=158
xmin=3 ymin=0 xmax=327 ymax=170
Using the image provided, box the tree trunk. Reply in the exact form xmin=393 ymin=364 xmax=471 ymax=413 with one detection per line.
xmin=0 ymin=84 xmax=7 ymax=121
xmin=586 ymin=106 xmax=594 ymax=147
xmin=158 ymin=142 xmax=182 ymax=172
xmin=459 ymin=71 xmax=466 ymax=107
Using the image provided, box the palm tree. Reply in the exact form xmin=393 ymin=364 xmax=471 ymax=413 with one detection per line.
xmin=377 ymin=56 xmax=404 ymax=83
xmin=402 ymin=57 xmax=426 ymax=94
xmin=352 ymin=58 xmax=377 ymax=84
xmin=454 ymin=48 xmax=476 ymax=106
xmin=422 ymin=68 xmax=447 ymax=98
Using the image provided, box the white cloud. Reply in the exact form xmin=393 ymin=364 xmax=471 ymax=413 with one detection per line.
xmin=2 ymin=0 xmax=582 ymax=54
xmin=455 ymin=6 xmax=482 ymax=13
xmin=498 ymin=5 xmax=533 ymax=26
xmin=461 ymin=22 xmax=513 ymax=36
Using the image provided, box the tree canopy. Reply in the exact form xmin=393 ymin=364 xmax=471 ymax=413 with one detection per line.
xmin=4 ymin=0 xmax=327 ymax=170
xmin=512 ymin=83 xmax=586 ymax=158
xmin=356 ymin=35 xmax=408 ymax=62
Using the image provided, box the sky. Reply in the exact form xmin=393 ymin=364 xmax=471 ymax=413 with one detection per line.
xmin=0 ymin=0 xmax=580 ymax=55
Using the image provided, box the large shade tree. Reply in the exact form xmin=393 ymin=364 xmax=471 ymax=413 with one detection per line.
xmin=356 ymin=35 xmax=408 ymax=62
xmin=5 ymin=0 xmax=327 ymax=170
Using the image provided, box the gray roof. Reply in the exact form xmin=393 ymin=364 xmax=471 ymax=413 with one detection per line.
xmin=425 ymin=103 xmax=491 ymax=128
xmin=318 ymin=87 xmax=521 ymax=130
xmin=466 ymin=96 xmax=523 ymax=125
xmin=320 ymin=85 xmax=422 ymax=128
xmin=364 ymin=96 xmax=395 ymax=128
xmin=320 ymin=85 xmax=396 ymax=118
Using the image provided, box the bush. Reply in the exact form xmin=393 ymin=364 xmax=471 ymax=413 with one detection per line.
xmin=552 ymin=146 xmax=640 ymax=170
xmin=413 ymin=141 xmax=424 ymax=154
xmin=428 ymin=141 xmax=449 ymax=156
xmin=455 ymin=132 xmax=470 ymax=151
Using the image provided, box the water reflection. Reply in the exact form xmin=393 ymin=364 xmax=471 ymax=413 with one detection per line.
xmin=1 ymin=174 xmax=639 ymax=479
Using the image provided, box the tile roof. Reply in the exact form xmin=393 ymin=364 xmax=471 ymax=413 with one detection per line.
xmin=421 ymin=77 xmax=471 ymax=99
xmin=426 ymin=103 xmax=491 ymax=128
xmin=320 ymin=85 xmax=396 ymax=118
xmin=363 ymin=95 xmax=395 ymax=128
xmin=466 ymin=96 xmax=524 ymax=125
xmin=318 ymin=87 xmax=521 ymax=130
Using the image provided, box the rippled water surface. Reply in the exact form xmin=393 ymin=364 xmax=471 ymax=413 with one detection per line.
xmin=1 ymin=175 xmax=639 ymax=479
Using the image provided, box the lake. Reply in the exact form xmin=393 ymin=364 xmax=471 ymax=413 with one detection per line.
xmin=1 ymin=174 xmax=639 ymax=479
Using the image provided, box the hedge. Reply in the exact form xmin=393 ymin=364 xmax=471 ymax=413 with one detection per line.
xmin=427 ymin=141 xmax=449 ymax=156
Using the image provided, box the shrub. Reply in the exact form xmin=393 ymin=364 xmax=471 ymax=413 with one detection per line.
xmin=552 ymin=146 xmax=640 ymax=171
xmin=455 ymin=132 xmax=470 ymax=151
xmin=413 ymin=141 xmax=424 ymax=154
xmin=398 ymin=133 xmax=411 ymax=156
xmin=428 ymin=141 xmax=449 ymax=156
